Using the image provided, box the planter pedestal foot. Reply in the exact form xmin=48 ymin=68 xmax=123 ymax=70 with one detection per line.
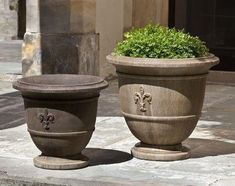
xmin=131 ymin=142 xmax=190 ymax=161
xmin=33 ymin=154 xmax=89 ymax=170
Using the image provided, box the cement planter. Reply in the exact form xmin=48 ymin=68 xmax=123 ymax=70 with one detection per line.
xmin=13 ymin=74 xmax=108 ymax=169
xmin=107 ymin=54 xmax=219 ymax=161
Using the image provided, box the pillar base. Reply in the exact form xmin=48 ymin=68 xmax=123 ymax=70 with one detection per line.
xmin=33 ymin=154 xmax=89 ymax=170
xmin=22 ymin=32 xmax=99 ymax=77
xmin=131 ymin=142 xmax=190 ymax=161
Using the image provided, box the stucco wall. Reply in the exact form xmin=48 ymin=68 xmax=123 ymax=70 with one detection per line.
xmin=133 ymin=0 xmax=168 ymax=27
xmin=96 ymin=0 xmax=124 ymax=79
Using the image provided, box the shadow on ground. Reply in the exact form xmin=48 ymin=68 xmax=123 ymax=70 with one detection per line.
xmin=83 ymin=148 xmax=133 ymax=166
xmin=97 ymin=80 xmax=121 ymax=117
xmin=0 ymin=91 xmax=25 ymax=130
xmin=185 ymin=138 xmax=235 ymax=158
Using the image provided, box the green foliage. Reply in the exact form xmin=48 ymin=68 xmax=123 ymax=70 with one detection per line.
xmin=115 ymin=24 xmax=209 ymax=59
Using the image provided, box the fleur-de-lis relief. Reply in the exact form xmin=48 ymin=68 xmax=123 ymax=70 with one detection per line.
xmin=134 ymin=86 xmax=152 ymax=112
xmin=38 ymin=109 xmax=55 ymax=130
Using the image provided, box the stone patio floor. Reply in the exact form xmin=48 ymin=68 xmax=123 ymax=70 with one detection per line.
xmin=0 ymin=40 xmax=235 ymax=185
xmin=0 ymin=79 xmax=234 ymax=186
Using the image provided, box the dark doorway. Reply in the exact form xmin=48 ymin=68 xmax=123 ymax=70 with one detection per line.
xmin=170 ymin=0 xmax=235 ymax=71
xmin=17 ymin=0 xmax=26 ymax=39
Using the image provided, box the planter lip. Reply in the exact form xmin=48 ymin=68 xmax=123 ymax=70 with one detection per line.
xmin=107 ymin=53 xmax=219 ymax=67
xmin=107 ymin=53 xmax=219 ymax=76
xmin=13 ymin=74 xmax=108 ymax=94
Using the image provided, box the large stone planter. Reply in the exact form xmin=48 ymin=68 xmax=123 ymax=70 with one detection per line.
xmin=107 ymin=54 xmax=219 ymax=161
xmin=13 ymin=74 xmax=108 ymax=169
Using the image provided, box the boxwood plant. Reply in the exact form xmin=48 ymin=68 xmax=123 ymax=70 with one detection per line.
xmin=115 ymin=24 xmax=209 ymax=59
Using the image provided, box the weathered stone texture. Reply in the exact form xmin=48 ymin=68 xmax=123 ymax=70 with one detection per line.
xmin=27 ymin=0 xmax=96 ymax=34
xmin=70 ymin=0 xmax=96 ymax=33
xmin=132 ymin=0 xmax=169 ymax=27
xmin=0 ymin=0 xmax=18 ymax=40
xmin=22 ymin=33 xmax=99 ymax=76
xmin=26 ymin=0 xmax=40 ymax=33
xmin=23 ymin=0 xmax=170 ymax=78
xmin=22 ymin=33 xmax=41 ymax=76
xmin=76 ymin=34 xmax=99 ymax=75
xmin=39 ymin=0 xmax=70 ymax=33
xmin=23 ymin=0 xmax=98 ymax=77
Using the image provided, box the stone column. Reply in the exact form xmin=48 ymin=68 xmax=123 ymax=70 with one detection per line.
xmin=22 ymin=0 xmax=98 ymax=77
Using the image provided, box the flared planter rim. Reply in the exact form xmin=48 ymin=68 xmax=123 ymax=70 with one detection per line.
xmin=107 ymin=53 xmax=220 ymax=76
xmin=13 ymin=74 xmax=108 ymax=94
xmin=107 ymin=53 xmax=219 ymax=66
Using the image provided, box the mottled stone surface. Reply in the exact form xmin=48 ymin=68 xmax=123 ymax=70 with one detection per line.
xmin=26 ymin=0 xmax=40 ymax=33
xmin=22 ymin=33 xmax=41 ymax=76
xmin=0 ymin=40 xmax=22 ymax=64
xmin=24 ymin=0 xmax=98 ymax=77
xmin=22 ymin=33 xmax=99 ymax=76
xmin=0 ymin=117 xmax=235 ymax=185
xmin=26 ymin=0 xmax=96 ymax=34
xmin=0 ymin=0 xmax=18 ymax=40
xmin=70 ymin=0 xmax=96 ymax=33
xmin=0 ymin=40 xmax=22 ymax=81
xmin=0 ymin=91 xmax=25 ymax=130
xmin=132 ymin=0 xmax=169 ymax=28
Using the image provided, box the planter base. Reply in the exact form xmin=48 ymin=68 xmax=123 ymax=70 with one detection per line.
xmin=33 ymin=154 xmax=89 ymax=170
xmin=131 ymin=142 xmax=190 ymax=161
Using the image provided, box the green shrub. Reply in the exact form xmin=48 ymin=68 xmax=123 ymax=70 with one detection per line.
xmin=115 ymin=24 xmax=209 ymax=59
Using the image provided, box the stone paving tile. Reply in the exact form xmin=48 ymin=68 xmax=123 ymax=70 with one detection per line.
xmin=0 ymin=62 xmax=22 ymax=74
xmin=97 ymin=80 xmax=121 ymax=117
xmin=211 ymin=177 xmax=235 ymax=186
xmin=0 ymin=81 xmax=13 ymax=91
xmin=203 ymin=85 xmax=235 ymax=110
xmin=0 ymin=41 xmax=22 ymax=63
xmin=0 ymin=117 xmax=234 ymax=186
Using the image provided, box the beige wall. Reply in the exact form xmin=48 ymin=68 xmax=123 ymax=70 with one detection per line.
xmin=124 ymin=0 xmax=133 ymax=31
xmin=155 ymin=0 xmax=169 ymax=26
xmin=133 ymin=0 xmax=168 ymax=27
xmin=96 ymin=0 xmax=169 ymax=78
xmin=96 ymin=0 xmax=124 ymax=79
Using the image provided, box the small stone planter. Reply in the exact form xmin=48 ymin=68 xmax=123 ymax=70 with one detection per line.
xmin=13 ymin=74 xmax=108 ymax=170
xmin=107 ymin=54 xmax=219 ymax=161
